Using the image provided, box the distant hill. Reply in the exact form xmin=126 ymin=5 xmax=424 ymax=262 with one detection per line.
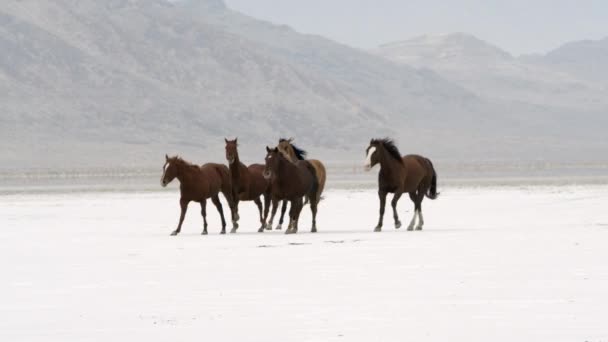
xmin=375 ymin=33 xmax=608 ymax=112
xmin=522 ymin=37 xmax=608 ymax=83
xmin=1 ymin=1 xmax=606 ymax=169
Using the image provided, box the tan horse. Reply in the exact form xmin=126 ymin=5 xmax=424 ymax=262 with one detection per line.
xmin=363 ymin=138 xmax=438 ymax=232
xmin=161 ymin=155 xmax=236 ymax=235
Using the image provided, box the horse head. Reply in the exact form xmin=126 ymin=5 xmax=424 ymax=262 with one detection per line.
xmin=225 ymin=138 xmax=238 ymax=165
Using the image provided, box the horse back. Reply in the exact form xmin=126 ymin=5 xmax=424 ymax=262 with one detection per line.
xmin=201 ymin=163 xmax=231 ymax=192
xmin=402 ymin=155 xmax=433 ymax=190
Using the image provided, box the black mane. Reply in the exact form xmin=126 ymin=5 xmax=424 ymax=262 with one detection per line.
xmin=279 ymin=138 xmax=307 ymax=160
xmin=373 ymin=138 xmax=402 ymax=162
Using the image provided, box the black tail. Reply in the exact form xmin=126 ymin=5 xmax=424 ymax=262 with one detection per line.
xmin=426 ymin=159 xmax=439 ymax=200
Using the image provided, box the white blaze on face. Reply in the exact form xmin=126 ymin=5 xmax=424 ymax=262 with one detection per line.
xmin=364 ymin=146 xmax=376 ymax=171
xmin=161 ymin=161 xmax=170 ymax=187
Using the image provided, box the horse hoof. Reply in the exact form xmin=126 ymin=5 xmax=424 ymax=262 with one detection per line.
xmin=415 ymin=226 xmax=423 ymax=231
xmin=311 ymin=227 xmax=317 ymax=233
xmin=407 ymin=226 xmax=415 ymax=231
xmin=201 ymin=231 xmax=208 ymax=235
xmin=220 ymin=230 xmax=226 ymax=235
xmin=275 ymin=224 xmax=282 ymax=230
xmin=395 ymin=222 xmax=402 ymax=229
xmin=373 ymin=226 xmax=382 ymax=232
xmin=230 ymin=228 xmax=238 ymax=234
xmin=285 ymin=229 xmax=296 ymax=235
xmin=258 ymin=227 xmax=265 ymax=233
xmin=170 ymin=231 xmax=179 ymax=236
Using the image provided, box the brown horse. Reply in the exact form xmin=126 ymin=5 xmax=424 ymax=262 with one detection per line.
xmin=263 ymin=147 xmax=319 ymax=234
xmin=161 ymin=155 xmax=236 ymax=235
xmin=225 ymin=138 xmax=271 ymax=232
xmin=267 ymin=138 xmax=326 ymax=230
xmin=364 ymin=139 xmax=438 ymax=232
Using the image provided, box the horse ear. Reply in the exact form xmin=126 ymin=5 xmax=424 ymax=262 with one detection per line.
xmin=235 ymin=137 xmax=238 ymax=144
xmin=288 ymin=137 xmax=294 ymax=143
xmin=266 ymin=146 xmax=271 ymax=152
xmin=165 ymin=154 xmax=169 ymax=161
xmin=225 ymin=138 xmax=228 ymax=143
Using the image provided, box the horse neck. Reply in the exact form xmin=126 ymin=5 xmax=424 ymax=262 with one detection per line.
xmin=378 ymin=147 xmax=403 ymax=176
xmin=229 ymin=150 xmax=241 ymax=174
xmin=276 ymin=155 xmax=298 ymax=183
xmin=285 ymin=147 xmax=298 ymax=163
xmin=174 ymin=161 xmax=197 ymax=186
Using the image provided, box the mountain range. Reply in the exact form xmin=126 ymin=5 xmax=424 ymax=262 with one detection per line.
xmin=1 ymin=0 xmax=607 ymax=169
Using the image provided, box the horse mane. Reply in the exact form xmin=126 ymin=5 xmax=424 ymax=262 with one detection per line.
xmin=279 ymin=138 xmax=307 ymax=160
xmin=169 ymin=156 xmax=199 ymax=170
xmin=373 ymin=138 xmax=402 ymax=163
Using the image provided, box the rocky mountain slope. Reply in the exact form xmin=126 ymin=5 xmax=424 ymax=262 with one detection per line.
xmin=1 ymin=1 xmax=606 ymax=169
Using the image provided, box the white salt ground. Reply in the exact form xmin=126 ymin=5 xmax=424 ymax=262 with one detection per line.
xmin=1 ymin=185 xmax=607 ymax=341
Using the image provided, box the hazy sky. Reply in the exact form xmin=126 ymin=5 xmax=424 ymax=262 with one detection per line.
xmin=224 ymin=0 xmax=608 ymax=55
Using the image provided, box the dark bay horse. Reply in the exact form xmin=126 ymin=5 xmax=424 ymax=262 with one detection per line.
xmin=364 ymin=139 xmax=438 ymax=232
xmin=265 ymin=138 xmax=326 ymax=230
xmin=161 ymin=155 xmax=236 ymax=235
xmin=263 ymin=147 xmax=319 ymax=234
xmin=225 ymin=138 xmax=271 ymax=232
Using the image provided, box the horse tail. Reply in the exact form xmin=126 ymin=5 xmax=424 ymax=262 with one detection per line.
xmin=303 ymin=160 xmax=325 ymax=205
xmin=425 ymin=158 xmax=439 ymax=200
xmin=313 ymin=160 xmax=326 ymax=203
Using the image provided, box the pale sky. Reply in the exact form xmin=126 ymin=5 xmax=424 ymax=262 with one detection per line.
xmin=224 ymin=0 xmax=608 ymax=56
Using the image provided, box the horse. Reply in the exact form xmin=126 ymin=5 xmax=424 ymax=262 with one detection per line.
xmin=364 ymin=138 xmax=438 ymax=232
xmin=265 ymin=138 xmax=326 ymax=230
xmin=161 ymin=155 xmax=237 ymax=235
xmin=263 ymin=147 xmax=319 ymax=234
xmin=225 ymin=138 xmax=271 ymax=232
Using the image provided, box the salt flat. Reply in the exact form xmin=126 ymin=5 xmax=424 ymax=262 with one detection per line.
xmin=1 ymin=185 xmax=608 ymax=341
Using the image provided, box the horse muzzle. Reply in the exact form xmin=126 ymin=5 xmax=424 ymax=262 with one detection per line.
xmin=227 ymin=157 xmax=235 ymax=164
xmin=364 ymin=164 xmax=372 ymax=172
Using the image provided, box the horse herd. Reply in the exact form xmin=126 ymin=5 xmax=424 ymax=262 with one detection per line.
xmin=160 ymin=138 xmax=439 ymax=235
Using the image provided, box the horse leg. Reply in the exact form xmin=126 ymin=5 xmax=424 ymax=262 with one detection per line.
xmin=253 ymin=196 xmax=264 ymax=230
xmin=286 ymin=202 xmax=295 ymax=233
xmin=375 ymin=190 xmax=388 ymax=232
xmin=407 ymin=192 xmax=418 ymax=230
xmin=415 ymin=192 xmax=425 ymax=230
xmin=261 ymin=193 xmax=271 ymax=230
xmin=310 ymin=198 xmax=318 ymax=233
xmin=171 ymin=198 xmax=189 ymax=236
xmin=287 ymin=198 xmax=303 ymax=234
xmin=391 ymin=192 xmax=403 ymax=229
xmin=265 ymin=198 xmax=279 ymax=230
xmin=277 ymin=200 xmax=288 ymax=230
xmin=232 ymin=195 xmax=240 ymax=229
xmin=211 ymin=195 xmax=227 ymax=234
xmin=200 ymin=200 xmax=208 ymax=235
